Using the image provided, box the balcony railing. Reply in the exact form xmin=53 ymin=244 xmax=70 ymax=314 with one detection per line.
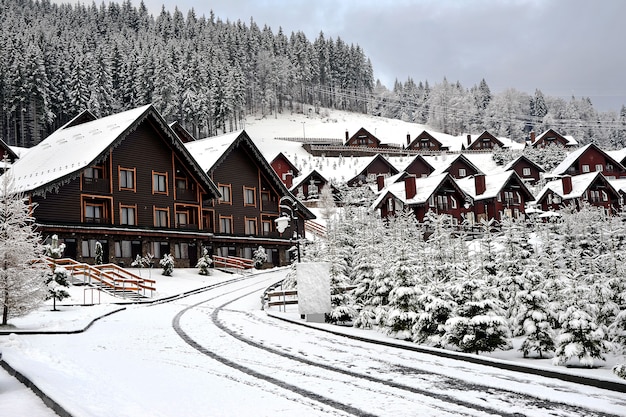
xmin=82 ymin=177 xmax=110 ymax=193
xmin=262 ymin=200 xmax=278 ymax=213
xmin=84 ymin=216 xmax=111 ymax=225
xmin=176 ymin=187 xmax=196 ymax=201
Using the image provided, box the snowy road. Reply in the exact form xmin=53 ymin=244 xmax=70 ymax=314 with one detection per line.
xmin=3 ymin=269 xmax=626 ymax=417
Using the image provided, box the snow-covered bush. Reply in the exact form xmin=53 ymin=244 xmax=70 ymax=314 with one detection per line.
xmin=614 ymin=363 xmax=626 ymax=380
xmin=253 ymin=246 xmax=268 ymax=269
xmin=515 ymin=290 xmax=556 ymax=358
xmin=196 ymin=249 xmax=213 ymax=275
xmin=553 ymin=306 xmax=611 ymax=367
xmin=45 ymin=265 xmax=70 ymax=311
xmin=159 ymin=254 xmax=175 ymax=276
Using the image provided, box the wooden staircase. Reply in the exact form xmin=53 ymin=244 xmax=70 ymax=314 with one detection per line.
xmin=45 ymin=257 xmax=156 ymax=300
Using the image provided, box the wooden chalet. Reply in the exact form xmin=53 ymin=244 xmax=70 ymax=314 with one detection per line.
xmin=270 ymin=152 xmax=300 ymax=189
xmin=0 ymin=138 xmax=20 ymax=173
xmin=347 ymin=154 xmax=399 ymax=187
xmin=290 ymin=169 xmax=339 ymax=204
xmin=344 ymin=127 xmax=381 ymax=148
xmin=465 ymin=131 xmax=505 ymax=150
xmin=457 ymin=171 xmax=535 ymax=223
xmin=5 ymin=104 xmax=221 ymax=268
xmin=406 ymin=130 xmax=450 ymax=151
xmin=433 ymin=154 xmax=483 ymax=179
xmin=503 ymin=155 xmax=545 ymax=185
xmin=535 ymin=172 xmax=620 ymax=214
xmin=529 ymin=129 xmax=577 ymax=148
xmin=185 ymin=131 xmax=315 ymax=266
xmin=372 ymin=172 xmax=470 ymax=223
xmin=402 ymin=155 xmax=436 ymax=178
xmin=551 ymin=143 xmax=626 ymax=179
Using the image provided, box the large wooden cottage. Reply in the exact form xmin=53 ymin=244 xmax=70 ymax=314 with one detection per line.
xmin=5 ymin=104 xmax=221 ymax=268
xmin=185 ymin=130 xmax=315 ymax=266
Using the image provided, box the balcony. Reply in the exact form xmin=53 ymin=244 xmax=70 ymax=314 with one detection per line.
xmin=262 ymin=199 xmax=279 ymax=213
xmin=84 ymin=216 xmax=111 ymax=225
xmin=82 ymin=177 xmax=110 ymax=194
xmin=176 ymin=187 xmax=197 ymax=202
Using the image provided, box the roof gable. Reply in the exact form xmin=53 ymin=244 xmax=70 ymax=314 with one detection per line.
xmin=271 ymin=152 xmax=300 ymax=177
xmin=552 ymin=143 xmax=625 ymax=175
xmin=345 ymin=127 xmax=381 ymax=146
xmin=467 ymin=131 xmax=505 ymax=149
xmin=503 ymin=155 xmax=545 ymax=173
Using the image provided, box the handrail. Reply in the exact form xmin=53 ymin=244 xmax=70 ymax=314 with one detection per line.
xmin=212 ymin=255 xmax=254 ymax=270
xmin=42 ymin=257 xmax=155 ymax=298
xmin=305 ymin=220 xmax=326 ymax=238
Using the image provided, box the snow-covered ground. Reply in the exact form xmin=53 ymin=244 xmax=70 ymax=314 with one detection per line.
xmin=1 ymin=268 xmax=625 ymax=417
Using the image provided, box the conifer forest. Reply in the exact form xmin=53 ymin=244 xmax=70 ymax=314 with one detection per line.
xmin=2 ymin=0 xmax=626 ymax=148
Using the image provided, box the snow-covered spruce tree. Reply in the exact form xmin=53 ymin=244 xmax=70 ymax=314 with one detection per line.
xmin=324 ymin=228 xmax=356 ymax=324
xmin=553 ymin=284 xmax=612 ymax=367
xmin=412 ymin=288 xmax=456 ymax=347
xmin=159 ymin=253 xmax=175 ymax=276
xmin=0 ymin=172 xmax=47 ymax=325
xmin=196 ymin=248 xmax=213 ymax=275
xmin=442 ymin=265 xmax=512 ymax=355
xmin=609 ymin=310 xmax=626 ymax=353
xmin=515 ymin=288 xmax=556 ymax=358
xmin=318 ymin=184 xmax=337 ymax=220
xmin=253 ymin=245 xmax=268 ymax=269
xmin=44 ymin=234 xmax=70 ymax=311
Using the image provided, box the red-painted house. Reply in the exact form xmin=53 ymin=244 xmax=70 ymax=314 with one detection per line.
xmin=347 ymin=154 xmax=399 ymax=187
xmin=456 ymin=171 xmax=535 ymax=224
xmin=345 ymin=127 xmax=381 ymax=148
xmin=529 ymin=129 xmax=577 ymax=148
xmin=401 ymin=155 xmax=436 ymax=178
xmin=406 ymin=130 xmax=451 ymax=152
xmin=503 ymin=155 xmax=545 ymax=185
xmin=535 ymin=172 xmax=620 ymax=215
xmin=552 ymin=143 xmax=626 ymax=179
xmin=270 ymin=152 xmax=300 ymax=189
xmin=465 ymin=131 xmax=505 ymax=150
xmin=372 ymin=173 xmax=470 ymax=224
xmin=434 ymin=154 xmax=483 ymax=179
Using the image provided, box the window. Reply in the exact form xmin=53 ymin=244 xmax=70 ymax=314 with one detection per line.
xmin=244 ymin=217 xmax=257 ymax=235
xmin=84 ymin=165 xmax=103 ymax=179
xmin=582 ymin=164 xmax=590 ymax=173
xmin=174 ymin=243 xmax=189 ymax=259
xmin=428 ymin=195 xmax=435 ymax=207
xmin=590 ymin=190 xmax=600 ymax=203
xmin=176 ymin=212 xmax=188 ymax=227
xmin=522 ymin=167 xmax=531 ymax=177
xmin=595 ymin=164 xmax=603 ymax=172
xmin=84 ymin=201 xmax=108 ymax=224
xmin=152 ymin=242 xmax=169 ymax=259
xmin=244 ymin=187 xmax=256 ymax=206
xmin=458 ymin=168 xmax=466 ymax=177
xmin=154 ymin=208 xmax=169 ymax=227
xmin=119 ymin=168 xmax=135 ymax=191
xmin=218 ymin=184 xmax=232 ymax=204
xmin=450 ymin=196 xmax=457 ymax=209
xmin=504 ymin=191 xmax=515 ymax=205
xmin=219 ymin=216 xmax=233 ymax=233
xmin=602 ymin=191 xmax=608 ymax=202
xmin=115 ymin=241 xmax=132 ymax=258
xmin=437 ymin=195 xmax=448 ymax=211
xmin=120 ymin=205 xmax=136 ymax=225
xmin=262 ymin=220 xmax=272 ymax=236
xmin=152 ymin=171 xmax=168 ymax=194
xmin=81 ymin=239 xmax=104 ymax=257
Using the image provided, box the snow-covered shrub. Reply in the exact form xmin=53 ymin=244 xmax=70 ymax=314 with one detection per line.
xmin=45 ymin=265 xmax=70 ymax=311
xmin=412 ymin=292 xmax=456 ymax=347
xmin=196 ymin=249 xmax=212 ymax=275
xmin=553 ymin=306 xmax=611 ymax=367
xmin=253 ymin=246 xmax=268 ymax=269
xmin=614 ymin=363 xmax=626 ymax=380
xmin=159 ymin=254 xmax=175 ymax=276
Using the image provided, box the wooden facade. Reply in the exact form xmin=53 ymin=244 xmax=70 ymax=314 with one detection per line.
xmin=347 ymin=154 xmax=399 ymax=186
xmin=25 ymin=106 xmax=220 ymax=268
xmin=466 ymin=131 xmax=504 ymax=150
xmin=536 ymin=173 xmax=620 ymax=214
xmin=190 ymin=131 xmax=315 ymax=267
xmin=554 ymin=143 xmax=626 ymax=179
xmin=504 ymin=155 xmax=545 ymax=185
xmin=530 ymin=129 xmax=577 ymax=148
xmin=403 ymin=155 xmax=435 ymax=178
xmin=445 ymin=154 xmax=483 ymax=179
xmin=345 ymin=127 xmax=381 ymax=148
xmin=406 ymin=131 xmax=447 ymax=151
xmin=271 ymin=152 xmax=300 ymax=188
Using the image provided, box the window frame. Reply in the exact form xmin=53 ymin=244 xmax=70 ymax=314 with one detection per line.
xmin=243 ymin=186 xmax=257 ymax=207
xmin=152 ymin=171 xmax=169 ymax=195
xmin=219 ymin=215 xmax=233 ymax=234
xmin=244 ymin=217 xmax=257 ymax=235
xmin=120 ymin=204 xmax=137 ymax=226
xmin=458 ymin=168 xmax=466 ymax=177
xmin=119 ymin=167 xmax=136 ymax=192
xmin=154 ymin=207 xmax=170 ymax=228
xmin=522 ymin=167 xmax=531 ymax=177
xmin=218 ymin=183 xmax=232 ymax=205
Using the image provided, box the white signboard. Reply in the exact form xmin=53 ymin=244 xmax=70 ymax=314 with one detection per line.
xmin=296 ymin=262 xmax=331 ymax=315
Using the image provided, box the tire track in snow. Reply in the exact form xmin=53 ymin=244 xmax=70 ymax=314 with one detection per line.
xmin=174 ymin=282 xmax=525 ymax=417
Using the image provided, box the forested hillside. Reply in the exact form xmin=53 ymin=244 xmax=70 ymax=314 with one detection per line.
xmin=2 ymin=0 xmax=626 ymax=149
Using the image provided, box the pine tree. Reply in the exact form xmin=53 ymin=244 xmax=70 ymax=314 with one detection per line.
xmin=195 ymin=248 xmax=213 ymax=275
xmin=515 ymin=288 xmax=556 ymax=358
xmin=44 ymin=234 xmax=70 ymax=311
xmin=159 ymin=253 xmax=175 ymax=276
xmin=0 ymin=172 xmax=47 ymax=325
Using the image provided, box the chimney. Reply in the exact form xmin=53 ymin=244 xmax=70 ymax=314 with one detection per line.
xmin=404 ymin=175 xmax=416 ymax=200
xmin=345 ymin=130 xmax=349 ymax=143
xmin=562 ymin=175 xmax=572 ymax=195
xmin=377 ymin=174 xmax=386 ymax=191
xmin=407 ymin=133 xmax=411 ymax=146
xmin=530 ymin=130 xmax=536 ymax=143
xmin=474 ymin=174 xmax=486 ymax=196
xmin=285 ymin=172 xmax=293 ymax=189
xmin=467 ymin=134 xmax=472 ymax=145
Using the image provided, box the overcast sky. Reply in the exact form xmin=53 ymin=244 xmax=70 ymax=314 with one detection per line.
xmin=136 ymin=0 xmax=625 ymax=112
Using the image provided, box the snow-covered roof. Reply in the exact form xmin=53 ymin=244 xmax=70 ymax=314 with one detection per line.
xmin=371 ymin=172 xmax=454 ymax=209
xmin=535 ymin=129 xmax=578 ymax=146
xmin=184 ymin=130 xmax=243 ymax=173
xmin=456 ymin=171 xmax=533 ymax=201
xmin=6 ymin=104 xmax=153 ymax=193
xmin=535 ymin=171 xmax=609 ymax=201
xmin=290 ymin=169 xmax=329 ymax=191
xmin=502 ymin=155 xmax=545 ymax=173
xmin=606 ymin=148 xmax=626 ymax=165
xmin=551 ymin=144 xmax=591 ymax=175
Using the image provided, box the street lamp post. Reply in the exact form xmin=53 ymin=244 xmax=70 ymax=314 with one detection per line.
xmin=275 ymin=195 xmax=301 ymax=263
